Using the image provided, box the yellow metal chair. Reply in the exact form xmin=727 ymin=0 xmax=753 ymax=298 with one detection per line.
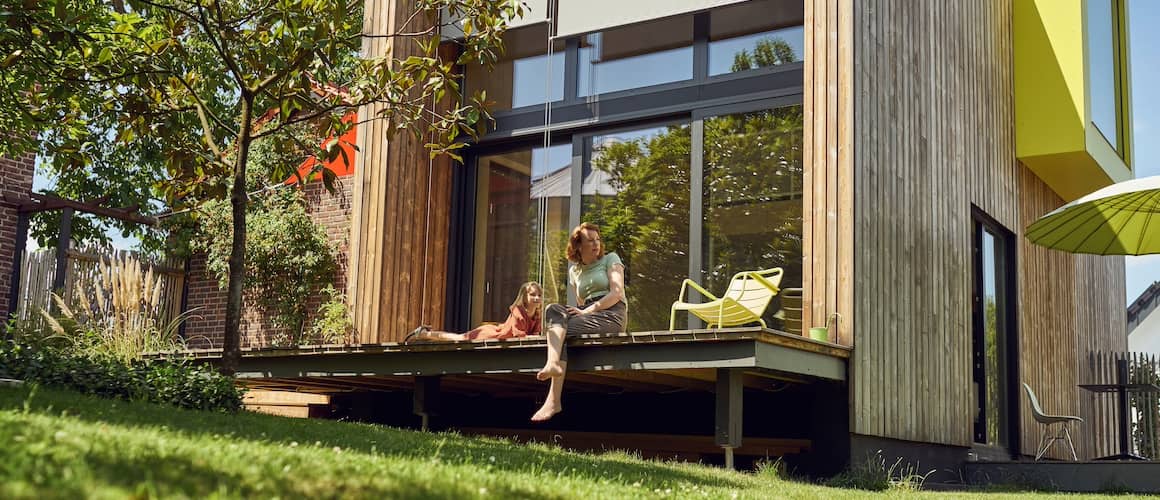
xmin=668 ymin=268 xmax=784 ymax=330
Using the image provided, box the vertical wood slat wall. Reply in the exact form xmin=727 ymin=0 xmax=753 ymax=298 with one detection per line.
xmin=1017 ymin=167 xmax=1081 ymax=459
xmin=803 ymin=0 xmax=854 ymax=347
xmin=1074 ymin=253 xmax=1126 ymax=458
xmin=349 ymin=0 xmax=453 ymax=343
xmin=1018 ymin=168 xmax=1124 ymax=460
xmin=850 ymin=0 xmax=1127 ymax=453
xmin=851 ymin=0 xmax=1007 ymax=448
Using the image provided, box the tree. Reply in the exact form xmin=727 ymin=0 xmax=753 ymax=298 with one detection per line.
xmin=0 ymin=0 xmax=521 ymax=373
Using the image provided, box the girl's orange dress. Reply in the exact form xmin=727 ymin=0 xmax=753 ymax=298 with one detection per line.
xmin=464 ymin=306 xmax=541 ymax=340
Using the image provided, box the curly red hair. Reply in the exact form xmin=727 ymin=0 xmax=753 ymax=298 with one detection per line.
xmin=566 ymin=222 xmax=603 ymax=263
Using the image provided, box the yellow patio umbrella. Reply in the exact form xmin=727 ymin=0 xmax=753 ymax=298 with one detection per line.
xmin=1026 ymin=176 xmax=1160 ymax=255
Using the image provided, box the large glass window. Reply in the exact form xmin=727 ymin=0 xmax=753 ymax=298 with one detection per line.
xmin=465 ymin=24 xmax=565 ymax=111
xmin=472 ymin=144 xmax=572 ymax=324
xmin=582 ymin=124 xmax=692 ymax=331
xmin=702 ymin=106 xmax=804 ymax=329
xmin=459 ymin=3 xmax=807 ymax=334
xmin=578 ymin=15 xmax=694 ymax=97
xmin=1086 ymin=0 xmax=1121 ymax=151
xmin=709 ymin=0 xmax=805 ymax=76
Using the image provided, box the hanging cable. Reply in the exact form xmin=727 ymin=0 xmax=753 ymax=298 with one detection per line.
xmin=420 ymin=85 xmax=438 ymax=328
xmin=537 ymin=1 xmax=557 ymax=316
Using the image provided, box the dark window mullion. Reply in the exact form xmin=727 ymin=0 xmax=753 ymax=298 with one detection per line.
xmin=693 ymin=12 xmax=710 ymax=81
xmin=688 ymin=118 xmax=705 ymax=329
xmin=563 ymin=36 xmax=580 ymax=104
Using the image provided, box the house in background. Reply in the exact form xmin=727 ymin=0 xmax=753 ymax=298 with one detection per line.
xmin=1129 ymin=282 xmax=1160 ymax=354
xmin=212 ymin=0 xmax=1137 ymax=477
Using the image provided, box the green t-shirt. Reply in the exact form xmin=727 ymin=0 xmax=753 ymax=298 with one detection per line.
xmin=569 ymin=252 xmax=625 ymax=304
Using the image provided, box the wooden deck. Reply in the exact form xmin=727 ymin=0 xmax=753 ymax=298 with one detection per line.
xmin=164 ymin=327 xmax=849 ymax=394
xmin=158 ymin=327 xmax=850 ymax=469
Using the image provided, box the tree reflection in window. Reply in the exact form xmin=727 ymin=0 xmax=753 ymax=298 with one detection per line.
xmin=702 ymin=106 xmax=804 ymax=330
xmin=583 ymin=125 xmax=692 ymax=331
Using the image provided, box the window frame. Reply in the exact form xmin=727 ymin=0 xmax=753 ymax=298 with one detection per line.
xmin=473 ymin=10 xmax=805 ymax=128
xmin=970 ymin=206 xmax=1021 ymax=458
xmin=1083 ymin=0 xmax=1131 ymax=163
xmin=445 ymin=8 xmax=806 ymax=332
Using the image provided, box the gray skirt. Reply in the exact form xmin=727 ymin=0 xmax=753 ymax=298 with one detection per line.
xmin=544 ymin=300 xmax=627 ymax=361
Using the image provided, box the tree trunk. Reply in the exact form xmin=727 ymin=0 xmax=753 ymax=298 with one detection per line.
xmin=221 ymin=98 xmax=254 ymax=375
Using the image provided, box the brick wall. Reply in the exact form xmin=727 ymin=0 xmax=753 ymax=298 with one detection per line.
xmin=183 ymin=179 xmax=352 ymax=348
xmin=0 ymin=153 xmax=36 ymax=320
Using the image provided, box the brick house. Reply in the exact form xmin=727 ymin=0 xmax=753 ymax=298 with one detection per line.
xmin=181 ymin=124 xmax=357 ymax=349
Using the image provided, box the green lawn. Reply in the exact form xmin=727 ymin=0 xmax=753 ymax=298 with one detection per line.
xmin=0 ymin=385 xmax=1143 ymax=499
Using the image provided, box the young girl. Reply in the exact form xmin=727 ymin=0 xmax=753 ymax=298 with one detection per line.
xmin=405 ymin=281 xmax=543 ymax=342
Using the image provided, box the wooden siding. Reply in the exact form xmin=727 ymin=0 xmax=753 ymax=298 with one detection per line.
xmin=802 ymin=0 xmax=854 ymax=347
xmin=851 ymin=0 xmax=1126 ymax=453
xmin=1073 ymin=252 xmax=1126 ymax=458
xmin=852 ymin=0 xmax=1016 ymax=448
xmin=1018 ymin=166 xmax=1123 ymax=460
xmin=349 ymin=1 xmax=453 ymax=343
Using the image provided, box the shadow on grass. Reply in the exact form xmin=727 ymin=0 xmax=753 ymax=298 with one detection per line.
xmin=0 ymin=386 xmax=746 ymax=493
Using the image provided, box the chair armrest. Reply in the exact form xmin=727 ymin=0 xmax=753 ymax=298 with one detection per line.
xmin=746 ymin=270 xmax=782 ymax=296
xmin=723 ymin=268 xmax=782 ymax=304
xmin=678 ymin=279 xmax=718 ymax=303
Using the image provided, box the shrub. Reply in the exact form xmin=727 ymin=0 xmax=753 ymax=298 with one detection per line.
xmin=308 ymin=285 xmax=354 ymax=344
xmin=0 ymin=340 xmax=242 ymax=412
xmin=193 ymin=187 xmax=337 ymax=344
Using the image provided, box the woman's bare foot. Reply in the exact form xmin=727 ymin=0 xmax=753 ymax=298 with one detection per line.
xmin=530 ymin=402 xmax=562 ymax=422
xmin=536 ymin=362 xmax=564 ymax=381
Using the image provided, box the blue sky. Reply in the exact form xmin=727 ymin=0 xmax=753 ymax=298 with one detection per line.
xmin=1122 ymin=0 xmax=1160 ymax=303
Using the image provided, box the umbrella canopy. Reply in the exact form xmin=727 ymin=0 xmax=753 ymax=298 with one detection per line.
xmin=1026 ymin=175 xmax=1160 ymax=255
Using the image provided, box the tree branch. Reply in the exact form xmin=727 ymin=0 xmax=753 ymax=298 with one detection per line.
xmin=192 ymin=3 xmax=248 ymax=93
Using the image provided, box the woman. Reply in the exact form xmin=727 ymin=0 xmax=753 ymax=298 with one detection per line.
xmin=532 ymin=222 xmax=627 ymax=422
xmin=407 ymin=282 xmax=543 ymax=342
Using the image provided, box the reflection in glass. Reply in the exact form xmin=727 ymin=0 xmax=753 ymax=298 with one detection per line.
xmin=473 ymin=144 xmax=571 ymax=325
xmin=702 ymin=107 xmax=804 ymax=330
xmin=1086 ymin=0 xmax=1119 ymax=151
xmin=582 ymin=124 xmax=691 ymax=331
xmin=465 ymin=25 xmax=565 ymax=110
xmin=981 ymin=231 xmax=1007 ymax=448
xmin=578 ymin=16 xmax=694 ymax=97
xmin=709 ymin=0 xmax=805 ymax=76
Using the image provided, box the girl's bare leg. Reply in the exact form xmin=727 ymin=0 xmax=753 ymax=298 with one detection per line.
xmin=425 ymin=331 xmax=466 ymax=341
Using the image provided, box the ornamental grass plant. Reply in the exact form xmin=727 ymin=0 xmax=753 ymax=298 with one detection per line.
xmin=38 ymin=253 xmax=190 ymax=362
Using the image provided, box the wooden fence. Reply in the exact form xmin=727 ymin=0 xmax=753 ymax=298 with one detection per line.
xmin=1089 ymin=351 xmax=1160 ymax=460
xmin=14 ymin=246 xmax=186 ymax=332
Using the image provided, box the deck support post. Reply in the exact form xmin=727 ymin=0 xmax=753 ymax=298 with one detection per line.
xmin=715 ymin=368 xmax=743 ymax=469
xmin=413 ymin=375 xmax=441 ymax=431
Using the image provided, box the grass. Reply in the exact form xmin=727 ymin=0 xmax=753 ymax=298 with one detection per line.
xmin=0 ymin=385 xmax=1148 ymax=500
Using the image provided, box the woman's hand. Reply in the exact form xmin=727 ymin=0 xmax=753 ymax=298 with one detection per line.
xmin=566 ymin=305 xmax=592 ymax=315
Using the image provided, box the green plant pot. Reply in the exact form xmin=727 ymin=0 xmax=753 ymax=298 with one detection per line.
xmin=808 ymin=327 xmax=829 ymax=342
